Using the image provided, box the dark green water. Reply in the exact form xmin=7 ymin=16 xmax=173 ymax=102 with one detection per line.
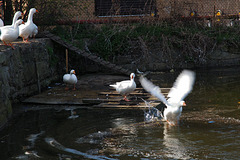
xmin=0 ymin=67 xmax=239 ymax=160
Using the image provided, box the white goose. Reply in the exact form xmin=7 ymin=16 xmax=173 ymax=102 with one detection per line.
xmin=19 ymin=8 xmax=38 ymax=42
xmin=63 ymin=70 xmax=78 ymax=90
xmin=0 ymin=18 xmax=3 ymax=27
xmin=140 ymin=70 xmax=196 ymax=126
xmin=0 ymin=1 xmax=3 ymax=27
xmin=30 ymin=23 xmax=38 ymax=38
xmin=110 ymin=73 xmax=136 ymax=101
xmin=0 ymin=19 xmax=24 ymax=49
xmin=0 ymin=11 xmax=22 ymax=29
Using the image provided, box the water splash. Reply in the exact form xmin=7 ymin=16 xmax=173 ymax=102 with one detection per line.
xmin=141 ymin=98 xmax=162 ymax=122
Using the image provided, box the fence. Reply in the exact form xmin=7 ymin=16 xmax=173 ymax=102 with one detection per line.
xmin=2 ymin=0 xmax=240 ymax=26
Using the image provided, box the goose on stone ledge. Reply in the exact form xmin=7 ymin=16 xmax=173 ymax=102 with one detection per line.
xmin=19 ymin=8 xmax=38 ymax=42
xmin=0 ymin=19 xmax=24 ymax=49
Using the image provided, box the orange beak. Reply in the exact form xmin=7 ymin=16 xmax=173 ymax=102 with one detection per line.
xmin=183 ymin=102 xmax=187 ymax=106
xmin=73 ymin=70 xmax=76 ymax=74
xmin=22 ymin=21 xmax=24 ymax=24
xmin=36 ymin=10 xmax=39 ymax=13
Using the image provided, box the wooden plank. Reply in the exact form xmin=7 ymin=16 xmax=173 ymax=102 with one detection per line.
xmin=82 ymin=98 xmax=121 ymax=103
xmin=23 ymin=97 xmax=84 ymax=105
xmin=99 ymin=92 xmax=168 ymax=96
xmin=92 ymin=102 xmax=160 ymax=108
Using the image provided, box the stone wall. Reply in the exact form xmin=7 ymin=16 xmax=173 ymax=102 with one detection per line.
xmin=0 ymin=38 xmax=59 ymax=127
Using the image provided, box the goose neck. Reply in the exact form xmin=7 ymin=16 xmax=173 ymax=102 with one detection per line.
xmin=27 ymin=12 xmax=34 ymax=22
xmin=12 ymin=13 xmax=20 ymax=27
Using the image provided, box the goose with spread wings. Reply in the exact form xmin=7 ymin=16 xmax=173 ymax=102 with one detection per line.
xmin=140 ymin=70 xmax=196 ymax=126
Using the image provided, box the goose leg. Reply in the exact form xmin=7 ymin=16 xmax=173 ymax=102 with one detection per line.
xmin=23 ymin=37 xmax=29 ymax=43
xmin=166 ymin=120 xmax=175 ymax=126
xmin=2 ymin=41 xmax=15 ymax=49
xmin=73 ymin=84 xmax=76 ymax=90
xmin=65 ymin=84 xmax=69 ymax=90
xmin=8 ymin=43 xmax=15 ymax=49
xmin=2 ymin=40 xmax=8 ymax=46
xmin=123 ymin=96 xmax=130 ymax=101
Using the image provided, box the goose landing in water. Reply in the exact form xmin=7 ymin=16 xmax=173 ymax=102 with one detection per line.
xmin=110 ymin=73 xmax=136 ymax=101
xmin=140 ymin=70 xmax=196 ymax=126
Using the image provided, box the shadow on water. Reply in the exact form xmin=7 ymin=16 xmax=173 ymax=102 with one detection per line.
xmin=0 ymin=66 xmax=240 ymax=160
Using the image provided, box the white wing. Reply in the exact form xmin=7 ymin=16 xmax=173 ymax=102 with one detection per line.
xmin=140 ymin=76 xmax=169 ymax=106
xmin=167 ymin=70 xmax=196 ymax=103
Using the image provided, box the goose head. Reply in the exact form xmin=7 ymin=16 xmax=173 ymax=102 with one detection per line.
xmin=130 ymin=73 xmax=135 ymax=80
xmin=14 ymin=11 xmax=23 ymax=19
xmin=70 ymin=70 xmax=76 ymax=75
xmin=27 ymin=8 xmax=39 ymax=22
xmin=180 ymin=101 xmax=186 ymax=107
xmin=14 ymin=19 xmax=24 ymax=28
xmin=12 ymin=11 xmax=23 ymax=25
xmin=29 ymin=8 xmax=39 ymax=14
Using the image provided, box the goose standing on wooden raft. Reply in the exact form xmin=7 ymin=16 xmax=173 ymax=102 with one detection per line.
xmin=0 ymin=11 xmax=23 ymax=29
xmin=110 ymin=73 xmax=136 ymax=101
xmin=63 ymin=70 xmax=78 ymax=90
xmin=0 ymin=19 xmax=24 ymax=49
xmin=140 ymin=70 xmax=196 ymax=126
xmin=19 ymin=8 xmax=38 ymax=42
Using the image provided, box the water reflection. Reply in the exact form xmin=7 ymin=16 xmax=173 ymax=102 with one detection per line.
xmin=163 ymin=123 xmax=191 ymax=160
xmin=1 ymin=106 xmax=240 ymax=160
xmin=0 ymin=67 xmax=240 ymax=159
xmin=66 ymin=108 xmax=79 ymax=119
xmin=45 ymin=137 xmax=117 ymax=160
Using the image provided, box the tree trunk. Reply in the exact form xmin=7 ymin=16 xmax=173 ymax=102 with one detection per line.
xmin=4 ymin=0 xmax=13 ymax=24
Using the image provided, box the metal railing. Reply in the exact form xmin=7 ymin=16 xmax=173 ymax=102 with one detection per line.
xmin=2 ymin=0 xmax=240 ymax=26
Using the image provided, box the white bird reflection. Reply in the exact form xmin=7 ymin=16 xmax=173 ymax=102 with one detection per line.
xmin=65 ymin=107 xmax=79 ymax=119
xmin=163 ymin=123 xmax=191 ymax=160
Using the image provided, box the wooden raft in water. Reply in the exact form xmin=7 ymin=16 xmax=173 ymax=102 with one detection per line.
xmin=82 ymin=88 xmax=170 ymax=108
xmin=23 ymin=87 xmax=170 ymax=108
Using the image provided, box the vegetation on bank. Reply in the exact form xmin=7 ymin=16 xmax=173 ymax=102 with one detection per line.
xmin=50 ymin=22 xmax=240 ymax=65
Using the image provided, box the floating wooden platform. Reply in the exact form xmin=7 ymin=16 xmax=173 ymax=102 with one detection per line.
xmin=88 ymin=87 xmax=169 ymax=108
xmin=23 ymin=85 xmax=170 ymax=109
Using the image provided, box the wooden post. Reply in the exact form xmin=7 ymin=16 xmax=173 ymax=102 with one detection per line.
xmin=213 ymin=5 xmax=216 ymax=27
xmin=34 ymin=57 xmax=41 ymax=94
xmin=66 ymin=49 xmax=68 ymax=73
